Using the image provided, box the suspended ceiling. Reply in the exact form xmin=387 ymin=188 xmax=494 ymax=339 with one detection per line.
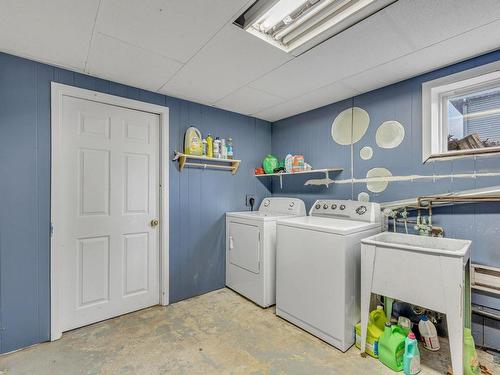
xmin=1 ymin=0 xmax=500 ymax=122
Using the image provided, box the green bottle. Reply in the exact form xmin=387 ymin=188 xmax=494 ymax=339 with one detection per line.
xmin=464 ymin=328 xmax=479 ymax=375
xmin=262 ymin=154 xmax=278 ymax=174
xmin=378 ymin=322 xmax=406 ymax=372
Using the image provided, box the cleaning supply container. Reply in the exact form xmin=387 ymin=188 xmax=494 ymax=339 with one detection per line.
xmin=398 ymin=316 xmax=412 ymax=335
xmin=213 ymin=137 xmax=221 ymax=158
xmin=403 ymin=332 xmax=421 ymax=375
xmin=184 ymin=126 xmax=202 ymax=155
xmin=463 ymin=328 xmax=479 ymax=375
xmin=418 ymin=315 xmax=440 ymax=351
xmin=284 ymin=154 xmax=293 ymax=173
xmin=206 ymin=133 xmax=213 ymax=157
xmin=226 ymin=138 xmax=233 ymax=159
xmin=378 ymin=322 xmax=406 ymax=372
xmin=292 ymin=155 xmax=304 ymax=172
xmin=355 ymin=306 xmax=387 ymax=358
xmin=262 ymin=154 xmax=278 ymax=174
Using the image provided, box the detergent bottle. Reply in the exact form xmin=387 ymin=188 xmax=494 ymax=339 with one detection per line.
xmin=206 ymin=133 xmax=213 ymax=157
xmin=418 ymin=315 xmax=440 ymax=351
xmin=184 ymin=127 xmax=203 ymax=155
xmin=464 ymin=328 xmax=479 ymax=375
xmin=355 ymin=306 xmax=387 ymax=358
xmin=379 ymin=322 xmax=406 ymax=372
xmin=403 ymin=332 xmax=421 ymax=375
xmin=398 ymin=316 xmax=412 ymax=335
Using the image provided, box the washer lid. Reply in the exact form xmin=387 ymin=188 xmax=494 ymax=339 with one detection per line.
xmin=277 ymin=216 xmax=380 ymax=235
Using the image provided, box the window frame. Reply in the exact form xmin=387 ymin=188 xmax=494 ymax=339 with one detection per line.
xmin=422 ymin=61 xmax=500 ymax=163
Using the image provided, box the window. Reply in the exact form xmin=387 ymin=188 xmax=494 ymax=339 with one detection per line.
xmin=422 ymin=62 xmax=500 ymax=162
xmin=234 ymin=0 xmax=396 ymax=55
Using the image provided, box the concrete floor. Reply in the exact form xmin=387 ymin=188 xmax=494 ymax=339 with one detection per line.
xmin=0 ymin=288 xmax=498 ymax=375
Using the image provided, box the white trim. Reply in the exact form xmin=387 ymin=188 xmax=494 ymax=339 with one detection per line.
xmin=422 ymin=60 xmax=500 ymax=162
xmin=50 ymin=82 xmax=169 ymax=341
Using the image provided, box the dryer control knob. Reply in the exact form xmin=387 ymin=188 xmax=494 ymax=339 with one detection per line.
xmin=315 ymin=203 xmax=321 ymax=209
xmin=331 ymin=204 xmax=337 ymax=209
xmin=323 ymin=204 xmax=328 ymax=209
xmin=340 ymin=204 xmax=346 ymax=210
xmin=356 ymin=205 xmax=367 ymax=215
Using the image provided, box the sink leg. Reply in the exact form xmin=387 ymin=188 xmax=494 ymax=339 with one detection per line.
xmin=443 ymin=258 xmax=464 ymax=375
xmin=360 ymin=245 xmax=376 ymax=355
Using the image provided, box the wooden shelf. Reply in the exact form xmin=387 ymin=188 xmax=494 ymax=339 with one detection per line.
xmin=255 ymin=168 xmax=343 ymax=177
xmin=173 ymin=152 xmax=240 ymax=175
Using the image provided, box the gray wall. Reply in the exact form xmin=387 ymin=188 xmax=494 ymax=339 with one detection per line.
xmin=0 ymin=52 xmax=271 ymax=353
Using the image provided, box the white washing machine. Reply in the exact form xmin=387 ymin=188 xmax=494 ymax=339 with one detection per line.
xmin=276 ymin=199 xmax=381 ymax=351
xmin=226 ymin=197 xmax=306 ymax=307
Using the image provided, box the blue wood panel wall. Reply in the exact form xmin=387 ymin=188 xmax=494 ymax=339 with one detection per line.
xmin=0 ymin=52 xmax=271 ymax=353
xmin=271 ymin=49 xmax=500 ymax=316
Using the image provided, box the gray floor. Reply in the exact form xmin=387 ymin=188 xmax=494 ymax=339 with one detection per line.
xmin=0 ymin=288 xmax=498 ymax=375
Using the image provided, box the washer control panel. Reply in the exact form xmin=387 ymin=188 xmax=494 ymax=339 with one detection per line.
xmin=310 ymin=199 xmax=381 ymax=223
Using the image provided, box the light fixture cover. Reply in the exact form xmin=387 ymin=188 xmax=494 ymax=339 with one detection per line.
xmin=234 ymin=0 xmax=396 ymax=55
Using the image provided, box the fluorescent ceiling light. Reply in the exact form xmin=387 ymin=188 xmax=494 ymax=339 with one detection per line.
xmin=234 ymin=0 xmax=396 ymax=55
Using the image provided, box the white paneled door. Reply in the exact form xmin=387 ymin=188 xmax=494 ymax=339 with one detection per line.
xmin=59 ymin=96 xmax=160 ymax=332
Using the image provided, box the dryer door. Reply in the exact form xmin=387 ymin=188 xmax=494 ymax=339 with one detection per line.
xmin=228 ymin=221 xmax=260 ymax=274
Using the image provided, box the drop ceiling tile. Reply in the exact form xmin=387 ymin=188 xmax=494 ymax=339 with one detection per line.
xmin=248 ymin=7 xmax=414 ymax=100
xmin=159 ymin=24 xmax=292 ymax=104
xmin=214 ymin=86 xmax=286 ymax=116
xmin=384 ymin=0 xmax=500 ymax=50
xmin=0 ymin=0 xmax=100 ymax=70
xmin=254 ymin=81 xmax=359 ymax=122
xmin=86 ymin=33 xmax=182 ymax=92
xmin=96 ymin=0 xmax=251 ymax=64
xmin=343 ymin=19 xmax=500 ymax=94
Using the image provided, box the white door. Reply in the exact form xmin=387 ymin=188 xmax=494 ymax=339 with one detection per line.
xmin=59 ymin=96 xmax=160 ymax=332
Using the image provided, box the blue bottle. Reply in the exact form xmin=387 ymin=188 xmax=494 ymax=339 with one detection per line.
xmin=404 ymin=331 xmax=421 ymax=375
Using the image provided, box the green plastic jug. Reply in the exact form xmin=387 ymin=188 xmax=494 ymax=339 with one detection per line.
xmin=262 ymin=154 xmax=279 ymax=174
xmin=464 ymin=328 xmax=479 ymax=375
xmin=379 ymin=323 xmax=406 ymax=372
xmin=355 ymin=306 xmax=387 ymax=358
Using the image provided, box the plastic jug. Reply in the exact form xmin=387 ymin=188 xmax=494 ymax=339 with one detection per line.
xmin=398 ymin=316 xmax=412 ymax=335
xmin=418 ymin=315 xmax=440 ymax=351
xmin=206 ymin=133 xmax=213 ymax=157
xmin=464 ymin=328 xmax=479 ymax=375
xmin=403 ymin=332 xmax=421 ymax=375
xmin=355 ymin=306 xmax=387 ymax=358
xmin=184 ymin=127 xmax=203 ymax=156
xmin=378 ymin=322 xmax=406 ymax=372
xmin=262 ymin=155 xmax=279 ymax=174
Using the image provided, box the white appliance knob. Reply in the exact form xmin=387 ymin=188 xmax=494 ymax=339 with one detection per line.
xmin=264 ymin=200 xmax=270 ymax=207
xmin=331 ymin=204 xmax=337 ymax=209
xmin=289 ymin=202 xmax=295 ymax=207
xmin=340 ymin=204 xmax=346 ymax=210
xmin=315 ymin=203 xmax=321 ymax=209
xmin=356 ymin=205 xmax=367 ymax=215
xmin=323 ymin=204 xmax=328 ymax=209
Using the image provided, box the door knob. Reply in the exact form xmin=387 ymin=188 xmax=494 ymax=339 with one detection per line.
xmin=150 ymin=219 xmax=160 ymax=227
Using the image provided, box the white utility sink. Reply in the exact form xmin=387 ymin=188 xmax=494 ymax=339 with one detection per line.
xmin=360 ymin=232 xmax=471 ymax=375
xmin=362 ymin=232 xmax=471 ymax=258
